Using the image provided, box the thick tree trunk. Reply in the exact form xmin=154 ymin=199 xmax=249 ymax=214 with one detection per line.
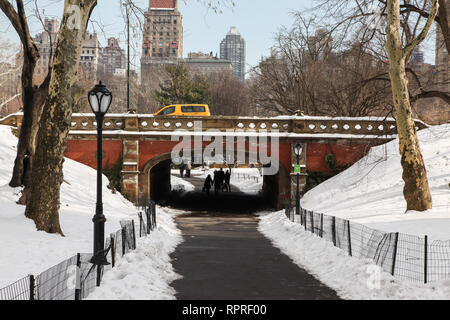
xmin=386 ymin=0 xmax=434 ymax=212
xmin=438 ymin=0 xmax=450 ymax=53
xmin=25 ymin=0 xmax=97 ymax=235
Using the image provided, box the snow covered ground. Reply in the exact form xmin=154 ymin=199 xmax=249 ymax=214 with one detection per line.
xmin=259 ymin=212 xmax=450 ymax=300
xmin=170 ymin=171 xmax=195 ymax=193
xmin=87 ymin=207 xmax=183 ymax=300
xmin=258 ymin=124 xmax=450 ymax=299
xmin=171 ymin=167 xmax=263 ymax=194
xmin=0 ymin=125 xmax=182 ymax=299
xmin=302 ymin=124 xmax=450 ymax=241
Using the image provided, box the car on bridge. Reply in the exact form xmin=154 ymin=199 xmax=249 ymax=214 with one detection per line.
xmin=154 ymin=104 xmax=211 ymax=117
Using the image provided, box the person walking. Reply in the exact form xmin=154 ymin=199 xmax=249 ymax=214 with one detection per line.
xmin=214 ymin=170 xmax=221 ymax=195
xmin=224 ymin=170 xmax=231 ymax=192
xmin=180 ymin=161 xmax=186 ymax=178
xmin=203 ymin=174 xmax=213 ymax=196
xmin=186 ymin=161 xmax=192 ymax=178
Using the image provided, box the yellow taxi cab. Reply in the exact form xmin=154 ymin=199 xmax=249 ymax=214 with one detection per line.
xmin=153 ymin=104 xmax=211 ymax=117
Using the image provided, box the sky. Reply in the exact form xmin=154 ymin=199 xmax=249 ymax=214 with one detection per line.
xmin=0 ymin=0 xmax=435 ymax=75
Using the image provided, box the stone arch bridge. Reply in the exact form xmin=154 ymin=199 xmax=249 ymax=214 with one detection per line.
xmin=0 ymin=113 xmax=427 ymax=210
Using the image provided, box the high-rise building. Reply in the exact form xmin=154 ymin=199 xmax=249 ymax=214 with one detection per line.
xmin=141 ymin=0 xmax=183 ymax=61
xmin=435 ymin=0 xmax=449 ymax=91
xmin=140 ymin=0 xmax=184 ymax=110
xmin=99 ymin=38 xmax=127 ymax=77
xmin=220 ymin=27 xmax=246 ymax=81
xmin=33 ymin=18 xmax=59 ymax=78
xmin=79 ymin=32 xmax=100 ymax=82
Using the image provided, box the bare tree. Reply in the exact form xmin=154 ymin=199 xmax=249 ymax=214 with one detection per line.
xmin=385 ymin=0 xmax=438 ymax=211
xmin=250 ymin=17 xmax=393 ymax=117
xmin=208 ymin=72 xmax=250 ymax=116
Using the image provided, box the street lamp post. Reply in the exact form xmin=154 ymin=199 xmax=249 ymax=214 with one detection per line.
xmin=88 ymin=81 xmax=112 ymax=286
xmin=294 ymin=144 xmax=303 ymax=222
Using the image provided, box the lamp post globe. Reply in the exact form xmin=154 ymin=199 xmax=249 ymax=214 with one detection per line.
xmin=88 ymin=81 xmax=112 ymax=116
xmin=88 ymin=81 xmax=112 ymax=286
xmin=294 ymin=143 xmax=303 ymax=157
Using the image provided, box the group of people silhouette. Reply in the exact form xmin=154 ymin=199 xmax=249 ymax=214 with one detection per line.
xmin=203 ymin=168 xmax=231 ymax=196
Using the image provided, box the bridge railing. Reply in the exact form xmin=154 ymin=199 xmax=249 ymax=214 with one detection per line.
xmin=0 ymin=113 xmax=428 ymax=136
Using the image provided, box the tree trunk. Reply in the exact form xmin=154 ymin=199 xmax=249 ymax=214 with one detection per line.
xmin=0 ymin=0 xmax=49 ymax=190
xmin=385 ymin=0 xmax=434 ymax=212
xmin=438 ymin=0 xmax=450 ymax=53
xmin=25 ymin=0 xmax=97 ymax=235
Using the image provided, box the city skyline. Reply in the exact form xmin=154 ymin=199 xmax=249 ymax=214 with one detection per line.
xmin=0 ymin=0 xmax=439 ymax=75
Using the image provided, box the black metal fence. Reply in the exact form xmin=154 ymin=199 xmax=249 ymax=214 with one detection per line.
xmin=285 ymin=205 xmax=450 ymax=284
xmin=0 ymin=201 xmax=158 ymax=300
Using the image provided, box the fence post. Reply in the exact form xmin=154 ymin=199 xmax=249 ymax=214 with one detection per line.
xmin=424 ymin=235 xmax=428 ymax=284
xmin=29 ymin=275 xmax=35 ymax=301
xmin=332 ymin=216 xmax=336 ymax=247
xmin=311 ymin=211 xmax=314 ymax=234
xmin=132 ymin=220 xmax=137 ymax=250
xmin=347 ymin=220 xmax=352 ymax=257
xmin=146 ymin=207 xmax=151 ymax=234
xmin=110 ymin=235 xmax=115 ymax=268
xmin=75 ymin=253 xmax=81 ymax=300
xmin=320 ymin=214 xmax=323 ymax=238
xmin=304 ymin=210 xmax=307 ymax=230
xmin=138 ymin=212 xmax=143 ymax=238
xmin=121 ymin=227 xmax=126 ymax=256
xmin=391 ymin=232 xmax=399 ymax=276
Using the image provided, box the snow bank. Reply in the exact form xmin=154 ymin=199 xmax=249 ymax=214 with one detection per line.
xmin=171 ymin=172 xmax=195 ymax=193
xmin=259 ymin=211 xmax=450 ymax=300
xmin=302 ymin=124 xmax=450 ymax=240
xmin=87 ymin=207 xmax=183 ymax=300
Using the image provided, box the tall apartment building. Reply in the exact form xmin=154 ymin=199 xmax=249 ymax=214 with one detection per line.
xmin=33 ymin=18 xmax=100 ymax=82
xmin=435 ymin=0 xmax=449 ymax=91
xmin=220 ymin=27 xmax=246 ymax=81
xmin=141 ymin=0 xmax=184 ymax=110
xmin=99 ymin=38 xmax=127 ymax=77
xmin=79 ymin=32 xmax=100 ymax=82
xmin=141 ymin=0 xmax=183 ymax=62
xmin=33 ymin=18 xmax=59 ymax=78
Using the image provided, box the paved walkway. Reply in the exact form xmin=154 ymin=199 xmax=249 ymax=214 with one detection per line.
xmin=170 ymin=213 xmax=340 ymax=300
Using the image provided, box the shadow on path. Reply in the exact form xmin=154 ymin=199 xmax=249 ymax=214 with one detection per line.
xmin=166 ymin=175 xmax=270 ymax=214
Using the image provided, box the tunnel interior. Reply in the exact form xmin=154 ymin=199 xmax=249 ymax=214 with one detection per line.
xmin=143 ymin=157 xmax=288 ymax=214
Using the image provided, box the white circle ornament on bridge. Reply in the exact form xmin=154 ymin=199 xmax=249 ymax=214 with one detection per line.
xmin=141 ymin=121 xmax=148 ymax=127
xmin=260 ymin=123 xmax=267 ymax=129
xmin=249 ymin=123 xmax=256 ymax=129
xmin=153 ymin=122 xmax=159 ymax=127
xmin=187 ymin=122 xmax=194 ymax=128
xmin=272 ymin=123 xmax=279 ymax=129
xmin=237 ymin=123 xmax=244 ymax=129
xmin=309 ymin=124 xmax=316 ymax=130
xmin=164 ymin=122 xmax=171 ymax=128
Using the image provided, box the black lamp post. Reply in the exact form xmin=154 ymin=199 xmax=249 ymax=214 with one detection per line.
xmin=88 ymin=81 xmax=112 ymax=286
xmin=294 ymin=144 xmax=303 ymax=220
